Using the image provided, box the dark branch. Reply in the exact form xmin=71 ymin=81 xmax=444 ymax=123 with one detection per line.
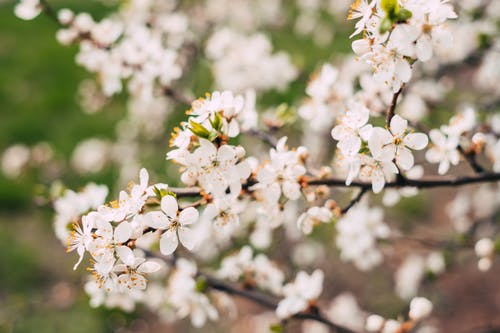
xmin=246 ymin=128 xmax=278 ymax=148
xmin=341 ymin=188 xmax=368 ymax=214
xmin=169 ymin=172 xmax=500 ymax=198
xmin=457 ymin=145 xmax=485 ymax=174
xmin=162 ymin=86 xmax=192 ymax=106
xmin=201 ymin=274 xmax=358 ymax=333
xmin=307 ymin=172 xmax=500 ymax=189
xmin=386 ymin=87 xmax=404 ymax=126
xmin=39 ymin=0 xmax=60 ymax=25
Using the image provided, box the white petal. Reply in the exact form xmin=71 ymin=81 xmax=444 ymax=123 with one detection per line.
xmin=179 ymin=207 xmax=199 ymax=226
xmin=404 ymin=133 xmax=428 ymax=150
xmin=137 ymin=261 xmax=161 ymax=274
xmin=178 ymin=227 xmax=197 ymax=251
xmin=416 ymin=35 xmax=433 ymax=62
xmin=160 ymin=229 xmax=179 ymax=255
xmin=372 ymin=169 xmax=385 ymax=194
xmin=116 ymin=245 xmax=135 ymax=266
xmin=114 ymin=221 xmax=132 ymax=243
xmin=144 ymin=211 xmax=169 ymax=229
xmin=438 ymin=160 xmax=450 ymax=175
xmin=161 ymin=195 xmax=178 ymax=218
xmin=396 ymin=147 xmax=415 ymax=171
xmin=283 ymin=181 xmax=302 ymax=200
xmin=390 ymin=115 xmax=408 ymax=137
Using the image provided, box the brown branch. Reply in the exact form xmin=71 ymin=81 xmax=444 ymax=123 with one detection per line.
xmin=144 ymin=250 xmax=358 ymax=332
xmin=386 ymin=86 xmax=404 ymax=126
xmin=39 ymin=0 xmax=60 ymax=25
xmin=307 ymin=172 xmax=500 ymax=189
xmin=201 ymin=274 xmax=358 ymax=333
xmin=457 ymin=145 xmax=485 ymax=174
xmin=162 ymin=86 xmax=192 ymax=106
xmin=168 ymin=172 xmax=500 ymax=198
xmin=246 ymin=128 xmax=278 ymax=148
xmin=341 ymin=188 xmax=368 ymax=214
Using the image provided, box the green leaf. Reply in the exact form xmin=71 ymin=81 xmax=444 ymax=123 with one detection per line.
xmin=209 ymin=112 xmax=223 ymax=132
xmin=269 ymin=324 xmax=284 ymax=333
xmin=153 ymin=186 xmax=176 ymax=200
xmin=396 ymin=8 xmax=412 ymax=22
xmin=381 ymin=0 xmax=399 ymax=18
xmin=189 ymin=120 xmax=211 ymax=139
xmin=195 ymin=276 xmax=208 ymax=292
xmin=379 ymin=16 xmax=393 ymax=34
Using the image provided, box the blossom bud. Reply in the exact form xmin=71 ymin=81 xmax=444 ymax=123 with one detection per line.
xmin=475 ymin=238 xmax=494 ymax=257
xmin=58 ymin=8 xmax=74 ymax=25
xmin=366 ymin=314 xmax=384 ymax=332
xmin=409 ymin=297 xmax=433 ymax=321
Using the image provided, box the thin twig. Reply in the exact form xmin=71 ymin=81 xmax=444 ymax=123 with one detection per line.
xmin=201 ymin=274 xmax=358 ymax=333
xmin=341 ymin=188 xmax=368 ymax=214
xmin=386 ymin=86 xmax=404 ymax=126
xmin=246 ymin=128 xmax=278 ymax=148
xmin=162 ymin=86 xmax=192 ymax=106
xmin=457 ymin=145 xmax=485 ymax=174
xmin=39 ymin=0 xmax=59 ymax=24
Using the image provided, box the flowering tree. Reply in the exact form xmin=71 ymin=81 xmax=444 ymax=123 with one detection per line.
xmin=9 ymin=0 xmax=500 ymax=332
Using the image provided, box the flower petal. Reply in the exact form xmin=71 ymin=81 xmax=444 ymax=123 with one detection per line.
xmin=114 ymin=221 xmax=132 ymax=244
xmin=179 ymin=207 xmax=199 ymax=226
xmin=178 ymin=227 xmax=197 ymax=251
xmin=396 ymin=147 xmax=415 ymax=171
xmin=144 ymin=211 xmax=169 ymax=229
xmin=160 ymin=229 xmax=178 ymax=255
xmin=137 ymin=261 xmax=161 ymax=274
xmin=390 ymin=115 xmax=408 ymax=137
xmin=404 ymin=133 xmax=428 ymax=150
xmin=161 ymin=195 xmax=178 ymax=218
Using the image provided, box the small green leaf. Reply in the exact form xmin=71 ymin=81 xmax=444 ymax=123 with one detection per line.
xmin=381 ymin=0 xmax=399 ymax=18
xmin=396 ymin=8 xmax=412 ymax=22
xmin=210 ymin=112 xmax=223 ymax=131
xmin=269 ymin=324 xmax=284 ymax=333
xmin=189 ymin=120 xmax=211 ymax=139
xmin=153 ymin=186 xmax=176 ymax=199
xmin=195 ymin=276 xmax=208 ymax=292
xmin=379 ymin=16 xmax=393 ymax=34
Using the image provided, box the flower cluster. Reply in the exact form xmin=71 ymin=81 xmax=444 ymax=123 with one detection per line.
xmin=366 ymin=296 xmax=433 ymax=333
xmin=335 ymin=201 xmax=390 ymax=270
xmin=217 ymin=246 xmax=285 ymax=294
xmin=206 ymin=28 xmax=297 ymax=92
xmin=332 ymin=103 xmax=428 ymax=193
xmin=350 ymin=0 xmax=457 ymax=92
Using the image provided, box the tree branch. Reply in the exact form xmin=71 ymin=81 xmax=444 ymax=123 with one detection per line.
xmin=386 ymin=86 xmax=404 ymax=126
xmin=341 ymin=188 xmax=368 ymax=214
xmin=169 ymin=172 xmax=500 ymax=198
xmin=457 ymin=145 xmax=485 ymax=174
xmin=307 ymin=172 xmax=500 ymax=189
xmin=201 ymin=274 xmax=358 ymax=333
